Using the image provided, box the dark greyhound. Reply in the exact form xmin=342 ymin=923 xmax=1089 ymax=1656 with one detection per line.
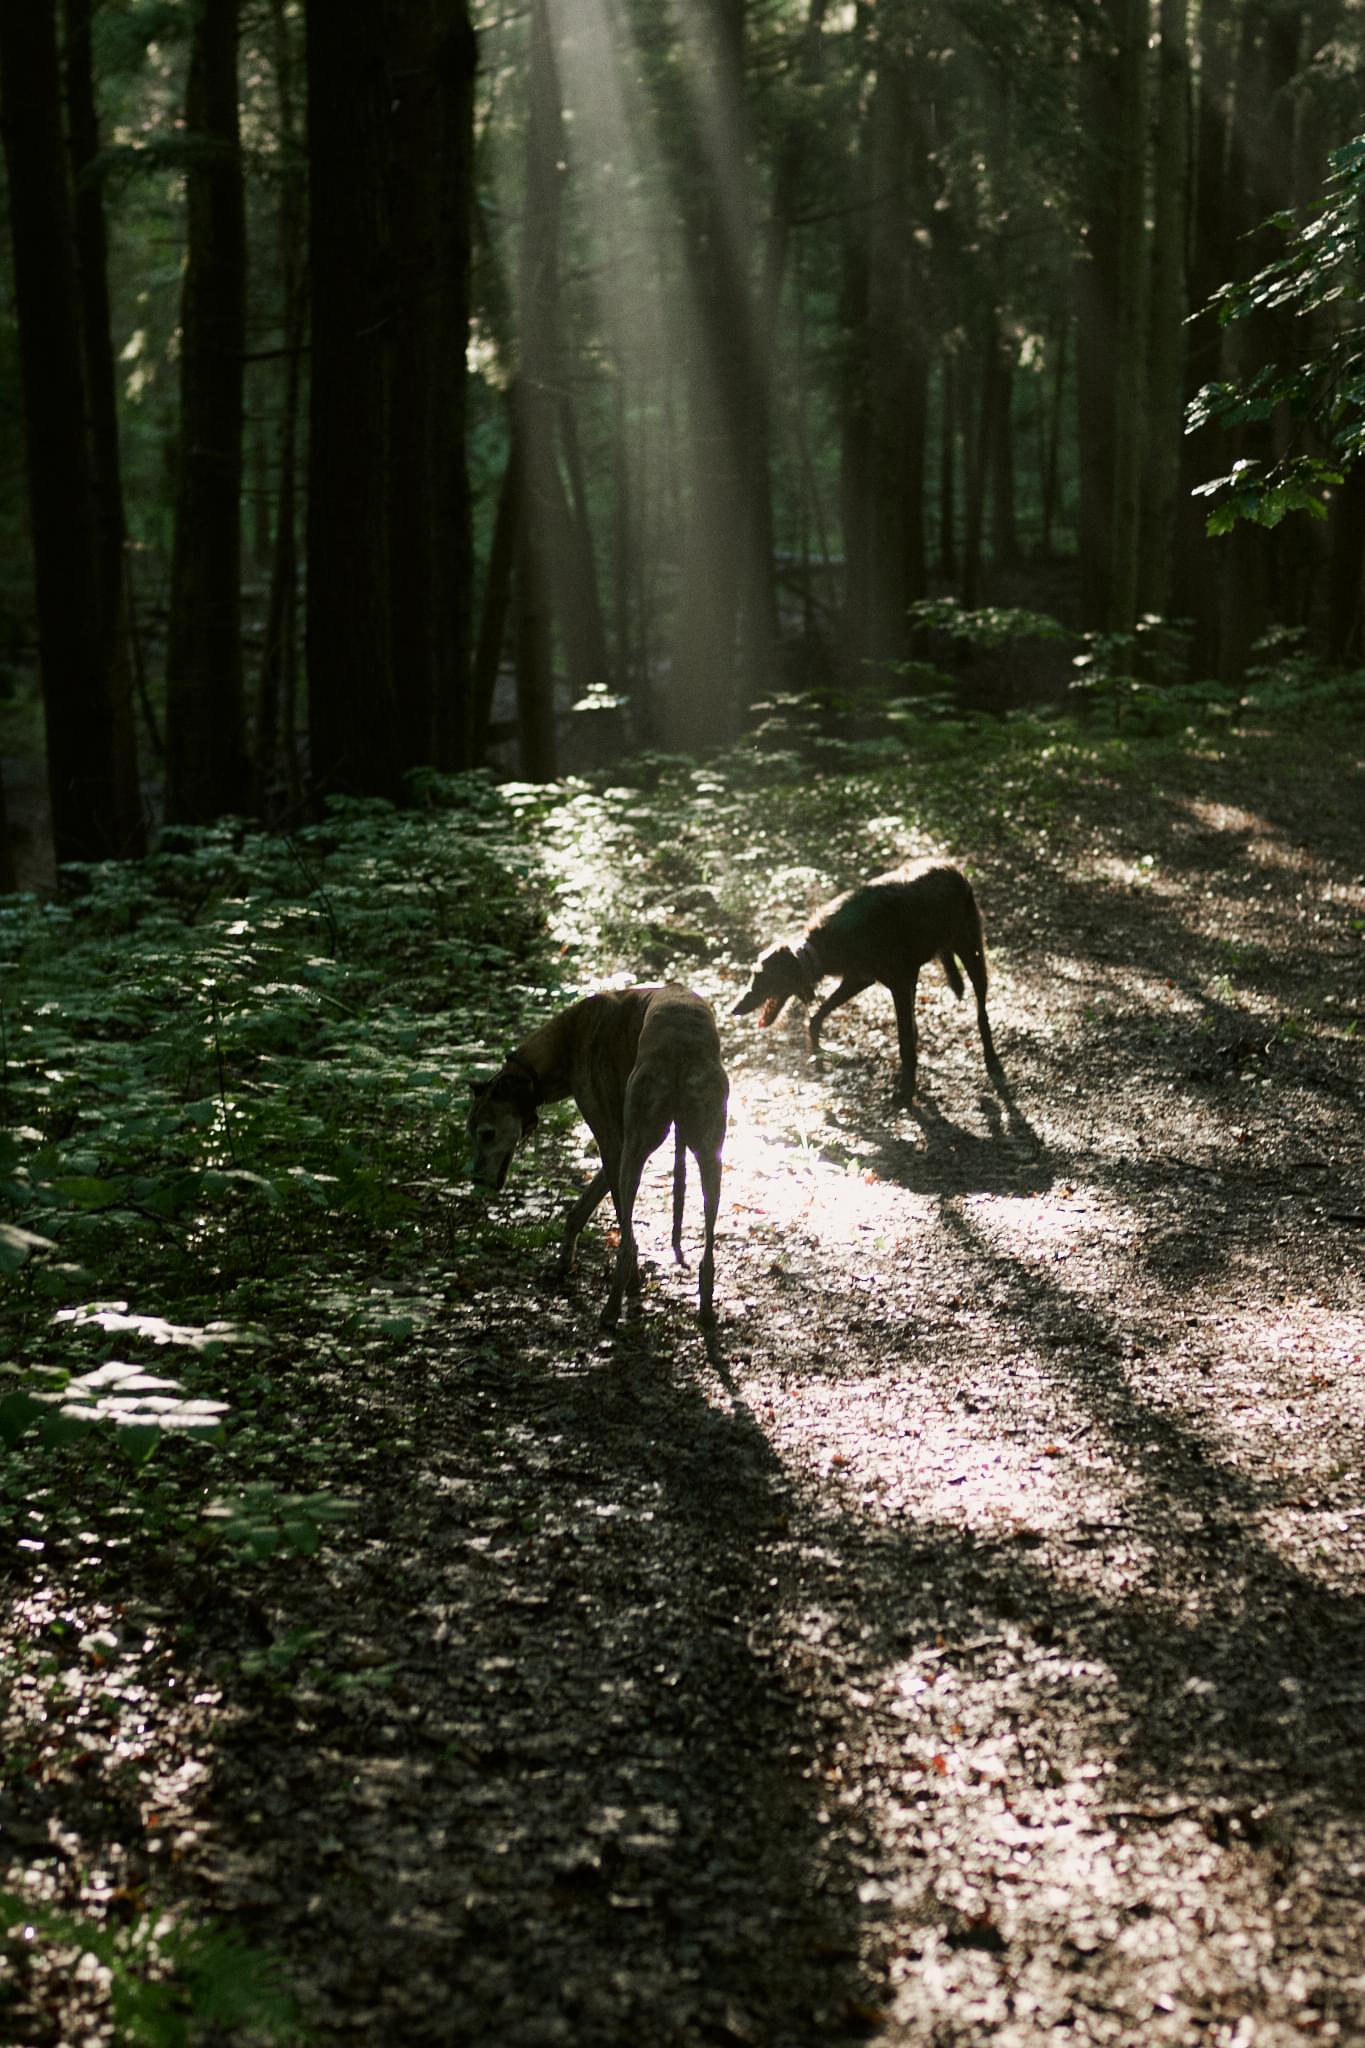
xmin=467 ymin=984 xmax=729 ymax=1328
xmin=732 ymin=862 xmax=997 ymax=1100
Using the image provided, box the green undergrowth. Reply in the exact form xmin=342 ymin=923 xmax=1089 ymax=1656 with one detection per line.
xmin=1 ymin=667 xmax=1361 ymax=2041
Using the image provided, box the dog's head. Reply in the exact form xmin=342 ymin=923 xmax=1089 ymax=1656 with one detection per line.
xmin=466 ymin=1065 xmax=539 ymax=1192
xmin=731 ymin=944 xmax=816 ymax=1028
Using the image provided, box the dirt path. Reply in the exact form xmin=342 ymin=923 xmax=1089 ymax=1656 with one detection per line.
xmin=54 ymin=737 xmax=1361 ymax=2046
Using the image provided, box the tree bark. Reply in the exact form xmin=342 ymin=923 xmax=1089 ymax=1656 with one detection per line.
xmin=389 ymin=0 xmax=477 ymax=775
xmin=0 ymin=0 xmax=143 ymax=864
xmin=306 ymin=1 xmax=395 ymax=797
xmin=305 ymin=0 xmax=476 ymax=801
xmin=668 ymin=0 xmax=772 ymax=746
xmin=1109 ymin=0 xmax=1149 ymax=632
xmin=254 ymin=0 xmax=306 ymax=812
xmin=512 ymin=0 xmax=564 ymax=780
xmin=165 ymin=0 xmax=249 ymax=823
xmin=1139 ymin=0 xmax=1189 ymax=618
xmin=1074 ymin=2 xmax=1124 ymax=630
xmin=1326 ymin=461 xmax=1365 ymax=664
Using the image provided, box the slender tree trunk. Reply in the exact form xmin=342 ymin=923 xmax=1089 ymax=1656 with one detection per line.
xmin=389 ymin=0 xmax=477 ymax=775
xmin=1326 ymin=461 xmax=1365 ymax=664
xmin=513 ymin=0 xmax=564 ymax=780
xmin=165 ymin=0 xmax=249 ymax=823
xmin=962 ymin=317 xmax=1000 ymax=609
xmin=0 ymin=0 xmax=143 ymax=864
xmin=0 ymin=769 xmax=15 ymax=895
xmin=306 ymin=2 xmax=394 ymax=797
xmin=1109 ymin=0 xmax=1149 ymax=632
xmin=1040 ymin=319 xmax=1067 ymax=559
xmin=558 ymin=395 xmax=612 ymax=693
xmin=1139 ymin=0 xmax=1189 ymax=617
xmin=62 ymin=0 xmax=131 ymax=688
xmin=989 ymin=333 xmax=1018 ymax=570
xmin=473 ymin=407 xmax=521 ymax=755
xmin=254 ymin=0 xmax=306 ymax=813
xmin=938 ymin=352 xmax=958 ymax=581
xmin=1075 ymin=2 xmax=1124 ymax=630
xmin=1175 ymin=0 xmax=1238 ymax=669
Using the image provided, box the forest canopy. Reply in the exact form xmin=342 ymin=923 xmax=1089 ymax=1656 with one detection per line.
xmin=1 ymin=0 xmax=1364 ymax=884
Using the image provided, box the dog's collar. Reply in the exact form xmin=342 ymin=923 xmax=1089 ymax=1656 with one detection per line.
xmin=503 ymin=1049 xmax=544 ymax=1105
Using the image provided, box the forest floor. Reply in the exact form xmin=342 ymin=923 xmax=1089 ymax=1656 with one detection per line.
xmin=3 ymin=716 xmax=1364 ymax=2045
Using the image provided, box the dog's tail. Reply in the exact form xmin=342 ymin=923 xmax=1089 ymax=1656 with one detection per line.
xmin=938 ymin=951 xmax=966 ymax=999
xmin=671 ymin=1126 xmax=687 ymax=1265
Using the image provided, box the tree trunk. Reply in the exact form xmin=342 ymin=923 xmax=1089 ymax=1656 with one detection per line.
xmin=512 ymin=0 xmax=564 ymax=780
xmin=962 ymin=317 xmax=1000 ymax=610
xmin=840 ymin=0 xmax=925 ymax=674
xmin=165 ymin=0 xmax=249 ymax=823
xmin=1040 ymin=319 xmax=1067 ymax=559
xmin=1326 ymin=461 xmax=1365 ymax=664
xmin=1139 ymin=0 xmax=1189 ymax=617
xmin=1109 ymin=0 xmax=1149 ymax=632
xmin=1074 ymin=2 xmax=1124 ymax=630
xmin=989 ymin=333 xmax=1018 ymax=571
xmin=938 ymin=351 xmax=958 ymax=581
xmin=305 ymin=0 xmax=476 ymax=801
xmin=668 ymin=0 xmax=772 ymax=746
xmin=0 ymin=0 xmax=143 ymax=864
xmin=254 ymin=0 xmax=306 ymax=812
xmin=62 ymin=0 xmax=132 ymax=695
xmin=558 ymin=394 xmax=612 ymax=695
xmin=473 ymin=409 xmax=521 ymax=757
xmin=389 ymin=0 xmax=477 ymax=775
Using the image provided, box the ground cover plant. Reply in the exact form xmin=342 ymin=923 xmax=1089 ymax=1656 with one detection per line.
xmin=2 ymin=668 xmax=1363 ymax=2043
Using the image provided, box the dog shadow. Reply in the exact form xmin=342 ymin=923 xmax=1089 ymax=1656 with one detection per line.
xmin=859 ymin=1060 xmax=1051 ymax=1197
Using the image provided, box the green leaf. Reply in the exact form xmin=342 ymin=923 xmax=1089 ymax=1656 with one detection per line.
xmin=0 ymin=1221 xmax=56 ymax=1273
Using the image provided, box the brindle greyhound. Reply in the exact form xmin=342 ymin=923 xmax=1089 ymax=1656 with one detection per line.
xmin=732 ymin=861 xmax=997 ymax=1100
xmin=467 ymin=984 xmax=729 ymax=1328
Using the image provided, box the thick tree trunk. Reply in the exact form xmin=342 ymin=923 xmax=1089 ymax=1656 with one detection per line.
xmin=165 ymin=0 xmax=249 ymax=823
xmin=668 ymin=0 xmax=772 ymax=746
xmin=0 ymin=0 xmax=143 ymax=864
xmin=305 ymin=0 xmax=476 ymax=801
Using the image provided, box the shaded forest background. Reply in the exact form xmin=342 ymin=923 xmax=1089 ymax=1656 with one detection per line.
xmin=1 ymin=0 xmax=1364 ymax=887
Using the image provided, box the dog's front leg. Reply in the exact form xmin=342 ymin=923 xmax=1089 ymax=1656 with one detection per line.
xmin=559 ymin=1166 xmax=610 ymax=1278
xmin=808 ymin=976 xmax=872 ymax=1053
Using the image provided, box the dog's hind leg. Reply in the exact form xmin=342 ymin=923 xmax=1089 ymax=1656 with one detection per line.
xmin=889 ymin=968 xmax=922 ymax=1100
xmin=695 ymin=1144 xmax=723 ymax=1326
xmin=601 ymin=1107 xmax=669 ymax=1330
xmin=808 ymin=977 xmax=873 ymax=1052
xmin=671 ymin=1127 xmax=688 ymax=1267
xmin=559 ymin=1166 xmax=611 ymax=1278
xmin=958 ymin=939 xmax=997 ymax=1069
